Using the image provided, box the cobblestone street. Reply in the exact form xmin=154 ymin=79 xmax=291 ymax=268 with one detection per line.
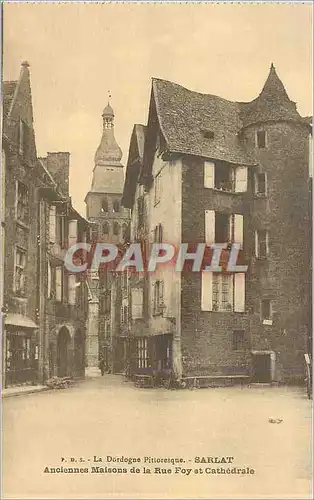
xmin=3 ymin=375 xmax=312 ymax=499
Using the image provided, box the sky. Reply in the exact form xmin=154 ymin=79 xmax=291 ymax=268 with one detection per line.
xmin=3 ymin=2 xmax=313 ymax=216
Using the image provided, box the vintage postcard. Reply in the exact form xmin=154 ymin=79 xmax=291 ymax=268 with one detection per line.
xmin=1 ymin=1 xmax=313 ymax=499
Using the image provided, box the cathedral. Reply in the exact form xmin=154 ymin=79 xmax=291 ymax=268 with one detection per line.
xmin=85 ymin=102 xmax=129 ymax=370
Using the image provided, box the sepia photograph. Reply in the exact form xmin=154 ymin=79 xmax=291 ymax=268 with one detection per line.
xmin=1 ymin=1 xmax=313 ymax=499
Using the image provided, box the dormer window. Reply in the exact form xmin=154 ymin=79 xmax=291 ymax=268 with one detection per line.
xmin=256 ymin=130 xmax=267 ymax=149
xmin=202 ymin=129 xmax=214 ymax=140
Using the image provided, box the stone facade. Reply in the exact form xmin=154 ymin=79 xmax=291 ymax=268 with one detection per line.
xmin=121 ymin=64 xmax=312 ymax=386
xmin=2 ymin=62 xmax=89 ymax=387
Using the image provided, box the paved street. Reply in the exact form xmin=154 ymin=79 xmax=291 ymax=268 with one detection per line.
xmin=2 ymin=375 xmax=312 ymax=499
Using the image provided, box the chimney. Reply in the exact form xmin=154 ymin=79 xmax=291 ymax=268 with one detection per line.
xmin=46 ymin=152 xmax=70 ymax=196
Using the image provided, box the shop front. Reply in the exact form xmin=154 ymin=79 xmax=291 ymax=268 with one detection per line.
xmin=4 ymin=314 xmax=39 ymax=387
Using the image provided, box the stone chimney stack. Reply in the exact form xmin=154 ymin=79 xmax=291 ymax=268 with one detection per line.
xmin=46 ymin=152 xmax=70 ymax=197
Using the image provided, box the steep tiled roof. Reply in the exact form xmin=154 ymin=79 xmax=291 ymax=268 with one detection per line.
xmin=134 ymin=124 xmax=146 ymax=162
xmin=239 ymin=64 xmax=302 ymax=127
xmin=152 ymin=65 xmax=307 ymax=166
xmin=2 ymin=81 xmax=17 ymax=117
xmin=152 ymin=78 xmax=255 ymax=166
xmin=122 ymin=124 xmax=146 ymax=208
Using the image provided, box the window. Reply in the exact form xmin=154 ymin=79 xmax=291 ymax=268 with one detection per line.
xmin=121 ymin=298 xmax=128 ymax=324
xmin=68 ymin=274 xmax=77 ymax=305
xmin=153 ymin=280 xmax=164 ymax=315
xmin=154 ymin=171 xmax=161 ymax=205
xmin=202 ymin=129 xmax=215 ymax=139
xmin=47 ymin=262 xmax=52 ymax=298
xmin=212 ymin=273 xmax=233 ymax=312
xmin=205 ymin=211 xmax=244 ymax=246
xmin=215 ymin=163 xmax=234 ymax=192
xmin=101 ymin=199 xmax=108 ymax=213
xmin=137 ymin=197 xmax=145 ymax=228
xmin=132 ymin=288 xmax=143 ymax=319
xmin=154 ymin=224 xmax=163 ymax=243
xmin=215 ymin=213 xmax=230 ymax=243
xmin=261 ymin=299 xmax=272 ymax=323
xmin=256 ymin=130 xmax=267 ymax=149
xmin=14 ymin=247 xmax=26 ymax=293
xmin=16 ymin=181 xmax=29 ymax=224
xmin=18 ymin=120 xmax=29 ymax=157
xmin=113 ymin=222 xmax=120 ymax=236
xmin=49 ymin=205 xmax=56 ymax=243
xmin=102 ymin=222 xmax=109 ymax=235
xmin=122 ymin=223 xmax=128 ymax=237
xmin=113 ymin=200 xmax=120 ymax=213
xmin=68 ymin=220 xmax=78 ymax=248
xmin=137 ymin=338 xmax=149 ymax=369
xmin=255 ymin=230 xmax=269 ymax=258
xmin=55 ymin=266 xmax=63 ymax=302
xmin=56 ymin=209 xmax=66 ymax=248
xmin=91 ymin=224 xmax=99 ymax=242
xmin=232 ymin=330 xmax=246 ymax=350
xmin=204 ymin=162 xmax=247 ymax=193
xmin=201 ymin=272 xmax=245 ymax=312
xmin=255 ymin=172 xmax=267 ymax=196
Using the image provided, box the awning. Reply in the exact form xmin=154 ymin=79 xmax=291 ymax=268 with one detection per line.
xmin=5 ymin=313 xmax=38 ymax=329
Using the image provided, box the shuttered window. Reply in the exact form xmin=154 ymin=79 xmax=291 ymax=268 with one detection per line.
xmin=201 ymin=272 xmax=245 ymax=312
xmin=132 ymin=288 xmax=143 ymax=319
xmin=255 ymin=230 xmax=269 ymax=258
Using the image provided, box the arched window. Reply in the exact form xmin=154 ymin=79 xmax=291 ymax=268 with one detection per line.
xmin=102 ymin=222 xmax=109 ymax=235
xmin=113 ymin=200 xmax=120 ymax=213
xmin=122 ymin=223 xmax=128 ymax=236
xmin=101 ymin=198 xmax=108 ymax=213
xmin=113 ymin=222 xmax=120 ymax=236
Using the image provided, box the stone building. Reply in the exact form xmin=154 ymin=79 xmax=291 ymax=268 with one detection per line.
xmin=2 ymin=62 xmax=89 ymax=387
xmin=121 ymin=64 xmax=311 ymax=386
xmin=85 ymin=103 xmax=129 ymax=372
xmin=37 ymin=153 xmax=89 ymax=382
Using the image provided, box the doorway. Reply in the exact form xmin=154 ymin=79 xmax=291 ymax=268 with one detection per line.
xmin=57 ymin=327 xmax=71 ymax=377
xmin=252 ymin=353 xmax=271 ymax=382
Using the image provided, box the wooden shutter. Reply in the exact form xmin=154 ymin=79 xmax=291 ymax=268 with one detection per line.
xmin=234 ymin=273 xmax=245 ymax=312
xmin=204 ymin=161 xmax=215 ymax=188
xmin=68 ymin=274 xmax=77 ymax=305
xmin=68 ymin=219 xmax=78 ymax=248
xmin=55 ymin=267 xmax=62 ymax=301
xmin=235 ymin=166 xmax=248 ymax=192
xmin=234 ymin=214 xmax=244 ymax=246
xmin=49 ymin=206 xmax=56 ymax=243
xmin=201 ymin=271 xmax=213 ymax=311
xmin=205 ymin=210 xmax=215 ymax=244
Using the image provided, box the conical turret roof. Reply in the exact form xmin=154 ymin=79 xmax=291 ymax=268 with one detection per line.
xmin=240 ymin=63 xmax=302 ymax=127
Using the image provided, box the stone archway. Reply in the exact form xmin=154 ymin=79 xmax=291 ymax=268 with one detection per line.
xmin=57 ymin=326 xmax=71 ymax=377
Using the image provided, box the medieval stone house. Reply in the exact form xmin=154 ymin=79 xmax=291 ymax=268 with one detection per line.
xmin=121 ymin=64 xmax=311 ymax=385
